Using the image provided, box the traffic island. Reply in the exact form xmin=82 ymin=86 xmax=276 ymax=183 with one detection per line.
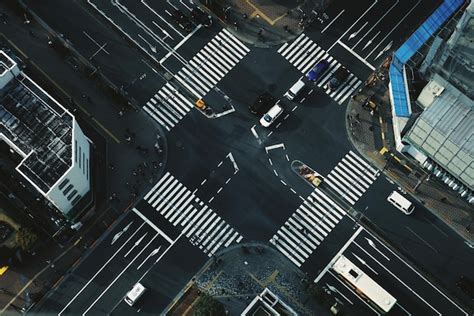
xmin=164 ymin=243 xmax=336 ymax=315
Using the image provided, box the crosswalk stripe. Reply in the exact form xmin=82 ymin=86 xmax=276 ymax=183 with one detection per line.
xmin=208 ymin=227 xmax=232 ymax=255
xmin=280 ymin=226 xmax=312 ymax=256
xmin=162 ymin=186 xmax=189 ymax=218
xmin=173 ymin=204 xmax=193 ymax=226
xmin=328 ymin=170 xmax=364 ymax=197
xmin=341 ymin=157 xmax=374 ymax=185
xmin=168 ymin=193 xmax=192 ymax=222
xmin=148 ymin=176 xmax=174 ymax=206
xmin=349 ymin=151 xmax=378 ymax=175
xmin=289 ymin=38 xmax=313 ymax=64
xmin=287 ymin=217 xmax=318 ymax=249
xmin=294 ymin=211 xmax=324 ymax=241
xmin=196 ymin=49 xmax=227 ymax=77
xmin=224 ymin=231 xmax=240 ymax=247
xmin=299 ymin=204 xmax=330 ymax=236
xmin=275 ymin=231 xmax=307 ymax=262
xmin=191 ymin=56 xmax=221 ymax=83
xmin=189 ymin=59 xmax=219 ymax=86
xmin=143 ymin=106 xmax=169 ymax=131
xmin=144 ymin=171 xmax=170 ymax=200
xmin=312 ymin=190 xmax=346 ymax=218
xmin=205 ymin=223 xmax=228 ymax=252
xmin=326 ymin=175 xmax=357 ymax=204
xmin=333 ymin=165 xmax=366 ymax=194
xmin=278 ymin=33 xmax=362 ymax=106
xmin=271 ymin=239 xmax=302 ymax=267
xmin=151 ymin=178 xmax=179 ymax=209
xmin=280 ymin=33 xmax=307 ymax=58
xmin=222 ymin=28 xmax=250 ymax=53
xmin=186 ymin=206 xmax=211 ymax=237
xmin=302 ymin=201 xmax=335 ymax=230
xmin=308 ymin=198 xmax=340 ymax=225
xmin=145 ymin=172 xmax=242 ymax=256
xmin=336 ymin=162 xmax=370 ymax=190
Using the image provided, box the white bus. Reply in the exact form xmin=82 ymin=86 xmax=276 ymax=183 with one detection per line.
xmin=124 ymin=283 xmax=146 ymax=306
xmin=332 ymin=255 xmax=396 ymax=313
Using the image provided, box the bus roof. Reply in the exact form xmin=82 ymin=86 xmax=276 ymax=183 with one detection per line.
xmin=332 ymin=255 xmax=396 ymax=313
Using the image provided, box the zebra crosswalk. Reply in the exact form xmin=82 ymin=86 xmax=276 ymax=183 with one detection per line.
xmin=325 ymin=151 xmax=379 ymax=205
xmin=278 ymin=33 xmax=362 ymax=104
xmin=270 ymin=188 xmax=347 ymax=267
xmin=143 ymin=29 xmax=249 ymax=131
xmin=143 ymin=82 xmax=194 ymax=131
xmin=174 ymin=28 xmax=250 ymax=99
xmin=143 ymin=171 xmax=243 ymax=256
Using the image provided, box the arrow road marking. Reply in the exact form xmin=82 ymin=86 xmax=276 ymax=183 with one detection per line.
xmin=137 ymin=246 xmax=161 ymax=270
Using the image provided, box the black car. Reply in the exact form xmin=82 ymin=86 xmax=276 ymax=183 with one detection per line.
xmin=249 ymin=92 xmax=275 ymax=115
xmin=326 ymin=66 xmax=350 ymax=91
xmin=191 ymin=7 xmax=212 ymax=27
xmin=172 ymin=10 xmax=193 ymax=32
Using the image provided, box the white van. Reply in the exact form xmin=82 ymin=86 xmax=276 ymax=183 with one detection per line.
xmin=124 ymin=283 xmax=146 ymax=306
xmin=284 ymin=79 xmax=305 ymax=101
xmin=260 ymin=102 xmax=283 ymax=127
xmin=387 ymin=191 xmax=414 ymax=215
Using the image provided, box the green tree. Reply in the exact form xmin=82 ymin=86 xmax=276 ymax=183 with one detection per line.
xmin=15 ymin=227 xmax=38 ymax=251
xmin=193 ymin=293 xmax=225 ymax=316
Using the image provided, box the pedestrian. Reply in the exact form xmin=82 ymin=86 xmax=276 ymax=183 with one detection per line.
xmin=242 ymin=13 xmax=247 ymax=19
xmin=118 ymin=110 xmax=124 ymax=117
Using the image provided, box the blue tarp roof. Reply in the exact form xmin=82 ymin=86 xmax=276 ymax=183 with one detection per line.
xmin=390 ymin=0 xmax=464 ymax=117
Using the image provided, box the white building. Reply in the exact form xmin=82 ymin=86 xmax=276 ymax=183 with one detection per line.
xmin=0 ymin=50 xmax=91 ymax=219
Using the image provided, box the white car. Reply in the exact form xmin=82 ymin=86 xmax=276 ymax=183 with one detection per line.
xmin=260 ymin=102 xmax=283 ymax=127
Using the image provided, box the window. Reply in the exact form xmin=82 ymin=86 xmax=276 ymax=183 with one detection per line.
xmin=82 ymin=152 xmax=85 ymax=174
xmin=63 ymin=184 xmax=73 ymax=195
xmin=67 ymin=189 xmax=78 ymax=201
xmin=349 ymin=269 xmax=359 ymax=278
xmin=79 ymin=147 xmax=82 ymax=168
xmin=74 ymin=140 xmax=77 ymax=162
xmin=86 ymin=159 xmax=89 ymax=180
xmin=58 ymin=178 xmax=69 ymax=190
xmin=72 ymin=194 xmax=82 ymax=205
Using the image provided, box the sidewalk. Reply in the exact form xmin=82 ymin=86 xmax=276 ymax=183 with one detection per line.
xmin=165 ymin=243 xmax=332 ymax=315
xmin=204 ymin=0 xmax=329 ymax=47
xmin=345 ymin=59 xmax=474 ymax=247
xmin=0 ymin=2 xmax=167 ymax=313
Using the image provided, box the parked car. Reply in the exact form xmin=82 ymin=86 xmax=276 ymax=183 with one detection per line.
xmin=172 ymin=10 xmax=193 ymax=32
xmin=306 ymin=60 xmax=330 ymax=82
xmin=191 ymin=7 xmax=212 ymax=27
xmin=326 ymin=66 xmax=350 ymax=91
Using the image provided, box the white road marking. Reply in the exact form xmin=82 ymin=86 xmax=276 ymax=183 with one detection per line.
xmin=58 ymin=222 xmax=146 ymax=315
xmin=321 ymin=9 xmax=345 ymax=33
xmin=354 ymin=242 xmax=441 ymax=315
xmin=265 ymin=143 xmax=285 ymax=151
xmin=337 ymin=40 xmax=375 ymax=70
xmin=82 ymin=234 xmax=159 ymax=315
xmin=328 ymin=0 xmax=379 ymax=52
xmin=314 ymin=226 xmax=363 ymax=283
xmin=132 ymin=208 xmax=174 ymax=244
xmin=365 ymin=0 xmax=421 ymax=59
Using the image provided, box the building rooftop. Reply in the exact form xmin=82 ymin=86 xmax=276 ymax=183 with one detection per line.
xmin=405 ymin=75 xmax=473 ymax=190
xmin=0 ymin=53 xmax=73 ymax=194
xmin=241 ymin=288 xmax=297 ymax=316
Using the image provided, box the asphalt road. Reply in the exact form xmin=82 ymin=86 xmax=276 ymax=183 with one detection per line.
xmin=24 ymin=0 xmax=473 ymax=314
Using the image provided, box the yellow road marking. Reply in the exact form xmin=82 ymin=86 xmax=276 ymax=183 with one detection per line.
xmin=379 ymin=147 xmax=388 ymax=155
xmin=246 ymin=0 xmax=288 ymax=25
